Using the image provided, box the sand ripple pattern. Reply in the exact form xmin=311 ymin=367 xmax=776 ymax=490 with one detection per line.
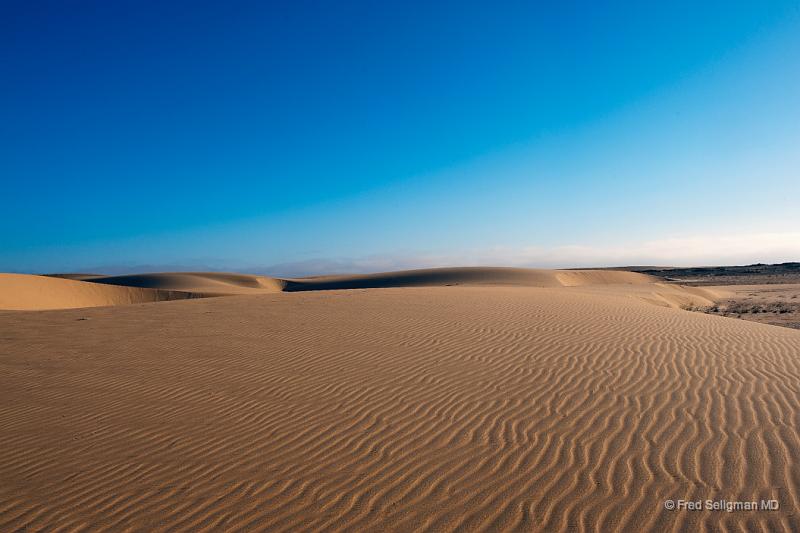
xmin=2 ymin=286 xmax=800 ymax=531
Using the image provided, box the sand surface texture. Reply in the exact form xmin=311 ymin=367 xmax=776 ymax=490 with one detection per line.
xmin=1 ymin=268 xmax=799 ymax=531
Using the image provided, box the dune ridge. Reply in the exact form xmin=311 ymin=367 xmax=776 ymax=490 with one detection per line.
xmin=281 ymin=266 xmax=655 ymax=291
xmin=1 ymin=267 xmax=711 ymax=311
xmin=1 ymin=286 xmax=799 ymax=531
xmin=0 ymin=273 xmax=199 ymax=311
xmin=86 ymin=272 xmax=287 ymax=294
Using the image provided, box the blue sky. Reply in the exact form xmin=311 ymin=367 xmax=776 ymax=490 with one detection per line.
xmin=2 ymin=1 xmax=799 ymax=275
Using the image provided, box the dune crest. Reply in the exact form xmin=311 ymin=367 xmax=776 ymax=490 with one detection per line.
xmin=1 ymin=267 xmax=719 ymax=310
xmin=554 ymin=269 xmax=655 ymax=286
xmin=86 ymin=272 xmax=286 ymax=294
xmin=0 ymin=273 xmax=197 ymax=310
xmin=281 ymin=267 xmax=655 ymax=291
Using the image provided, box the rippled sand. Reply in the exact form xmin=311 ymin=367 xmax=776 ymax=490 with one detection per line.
xmin=2 ymin=271 xmax=799 ymax=531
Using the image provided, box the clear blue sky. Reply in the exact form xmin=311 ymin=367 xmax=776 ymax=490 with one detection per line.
xmin=2 ymin=1 xmax=799 ymax=275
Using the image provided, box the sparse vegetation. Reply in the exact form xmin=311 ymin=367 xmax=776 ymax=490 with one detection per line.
xmin=623 ymin=262 xmax=800 ymax=286
xmin=683 ymin=300 xmax=800 ymax=329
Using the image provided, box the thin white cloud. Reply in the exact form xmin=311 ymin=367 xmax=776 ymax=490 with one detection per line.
xmin=23 ymin=231 xmax=798 ymax=277
xmin=486 ymin=232 xmax=800 ymax=268
xmin=261 ymin=232 xmax=800 ymax=276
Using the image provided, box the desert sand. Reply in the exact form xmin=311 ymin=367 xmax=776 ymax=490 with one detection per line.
xmin=1 ymin=267 xmax=799 ymax=531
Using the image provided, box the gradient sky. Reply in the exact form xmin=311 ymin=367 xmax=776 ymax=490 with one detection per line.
xmin=2 ymin=1 xmax=799 ymax=275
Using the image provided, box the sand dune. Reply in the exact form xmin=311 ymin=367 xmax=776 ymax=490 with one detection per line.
xmin=0 ymin=273 xmax=198 ymax=310
xmin=282 ymin=267 xmax=716 ymax=311
xmin=86 ymin=272 xmax=286 ymax=294
xmin=282 ymin=266 xmax=656 ymax=291
xmin=574 ymin=281 xmax=718 ymax=310
xmin=45 ymin=267 xmax=660 ymax=295
xmin=2 ymin=267 xmax=708 ymax=311
xmin=2 ymin=280 xmax=800 ymax=531
xmin=0 ymin=273 xmax=286 ymax=310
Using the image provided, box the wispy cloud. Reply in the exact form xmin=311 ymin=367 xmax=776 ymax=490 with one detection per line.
xmin=256 ymin=232 xmax=800 ymax=277
xmin=44 ymin=231 xmax=799 ymax=277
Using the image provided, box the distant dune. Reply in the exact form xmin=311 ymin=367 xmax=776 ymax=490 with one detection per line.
xmin=1 ymin=275 xmax=799 ymax=531
xmin=281 ymin=266 xmax=653 ymax=290
xmin=0 ymin=273 xmax=198 ymax=310
xmin=84 ymin=271 xmax=286 ymax=294
xmin=1 ymin=267 xmax=715 ymax=310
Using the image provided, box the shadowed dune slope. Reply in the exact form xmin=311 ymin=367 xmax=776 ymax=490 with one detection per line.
xmin=86 ymin=272 xmax=287 ymax=294
xmin=282 ymin=267 xmax=656 ymax=291
xmin=1 ymin=286 xmax=800 ymax=531
xmin=46 ymin=273 xmax=105 ymax=281
xmin=0 ymin=273 xmax=198 ymax=310
xmin=282 ymin=266 xmax=562 ymax=291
